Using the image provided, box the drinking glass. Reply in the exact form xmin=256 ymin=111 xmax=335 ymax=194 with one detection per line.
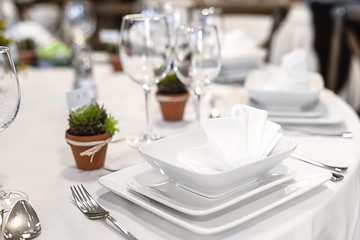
xmin=62 ymin=0 xmax=97 ymax=45
xmin=0 ymin=46 xmax=27 ymax=211
xmin=173 ymin=25 xmax=221 ymax=125
xmin=190 ymin=6 xmax=225 ymax=45
xmin=120 ymin=14 xmax=171 ymax=147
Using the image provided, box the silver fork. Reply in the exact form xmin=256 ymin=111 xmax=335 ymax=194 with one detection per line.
xmin=70 ymin=185 xmax=137 ymax=240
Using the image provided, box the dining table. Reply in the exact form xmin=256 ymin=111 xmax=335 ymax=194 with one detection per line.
xmin=1 ymin=56 xmax=360 ymax=240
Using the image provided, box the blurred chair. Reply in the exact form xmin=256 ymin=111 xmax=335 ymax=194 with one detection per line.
xmin=328 ymin=4 xmax=360 ymax=93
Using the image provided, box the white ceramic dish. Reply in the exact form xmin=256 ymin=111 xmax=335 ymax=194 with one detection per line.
xmin=249 ymin=99 xmax=326 ymax=118
xmin=269 ymin=92 xmax=344 ymax=125
xmin=245 ymin=68 xmax=324 ymax=110
xmin=127 ymin=163 xmax=296 ymax=216
xmin=98 ymin=159 xmax=332 ymax=235
xmin=138 ymin=129 xmax=297 ymax=198
xmin=221 ymin=48 xmax=266 ymax=70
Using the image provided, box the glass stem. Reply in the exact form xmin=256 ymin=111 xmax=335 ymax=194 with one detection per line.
xmin=194 ymin=87 xmax=202 ymax=125
xmin=143 ymin=84 xmax=152 ymax=135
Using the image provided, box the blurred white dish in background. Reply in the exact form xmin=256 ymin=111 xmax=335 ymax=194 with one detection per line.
xmin=6 ymin=21 xmax=55 ymax=46
xmin=24 ymin=3 xmax=61 ymax=34
xmin=221 ymin=30 xmax=266 ymax=69
xmin=245 ymin=48 xmax=324 ymax=110
xmin=246 ymin=69 xmax=324 ymax=110
xmin=139 ymin=128 xmax=296 ymax=198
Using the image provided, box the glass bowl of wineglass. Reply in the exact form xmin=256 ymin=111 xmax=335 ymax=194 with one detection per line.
xmin=0 ymin=46 xmax=27 ymax=211
xmin=62 ymin=0 xmax=97 ymax=45
xmin=119 ymin=14 xmax=171 ymax=147
xmin=173 ymin=24 xmax=221 ymax=125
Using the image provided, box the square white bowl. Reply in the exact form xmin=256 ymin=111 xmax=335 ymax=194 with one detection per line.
xmin=139 ymin=129 xmax=297 ymax=198
xmin=245 ymin=68 xmax=324 ymax=110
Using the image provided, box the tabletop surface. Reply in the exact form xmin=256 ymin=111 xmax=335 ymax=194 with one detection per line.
xmin=0 ymin=63 xmax=360 ymax=240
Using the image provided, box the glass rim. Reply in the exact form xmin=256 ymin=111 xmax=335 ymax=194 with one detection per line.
xmin=122 ymin=13 xmax=166 ymax=22
xmin=177 ymin=24 xmax=218 ymax=33
xmin=0 ymin=46 xmax=9 ymax=54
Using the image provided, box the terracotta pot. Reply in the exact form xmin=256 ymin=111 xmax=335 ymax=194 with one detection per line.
xmin=156 ymin=91 xmax=189 ymax=121
xmin=109 ymin=54 xmax=122 ymax=71
xmin=66 ymin=131 xmax=111 ymax=170
xmin=19 ymin=50 xmax=36 ymax=66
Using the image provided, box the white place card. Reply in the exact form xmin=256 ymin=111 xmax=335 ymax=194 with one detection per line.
xmin=66 ymin=87 xmax=95 ymax=110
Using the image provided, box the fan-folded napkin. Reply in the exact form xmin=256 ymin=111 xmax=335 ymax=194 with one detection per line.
xmin=178 ymin=105 xmax=282 ymax=174
xmin=264 ymin=48 xmax=310 ymax=90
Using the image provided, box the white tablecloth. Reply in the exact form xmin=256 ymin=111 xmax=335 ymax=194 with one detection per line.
xmin=0 ymin=63 xmax=360 ymax=240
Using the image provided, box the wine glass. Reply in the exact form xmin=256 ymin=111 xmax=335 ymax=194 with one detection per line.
xmin=119 ymin=14 xmax=171 ymax=147
xmin=190 ymin=6 xmax=225 ymax=45
xmin=173 ymin=25 xmax=221 ymax=125
xmin=62 ymin=0 xmax=97 ymax=45
xmin=0 ymin=46 xmax=27 ymax=211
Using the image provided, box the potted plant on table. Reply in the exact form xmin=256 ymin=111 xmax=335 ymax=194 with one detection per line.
xmin=156 ymin=71 xmax=189 ymax=121
xmin=65 ymin=103 xmax=118 ymax=170
xmin=107 ymin=44 xmax=122 ymax=72
xmin=17 ymin=38 xmax=37 ymax=66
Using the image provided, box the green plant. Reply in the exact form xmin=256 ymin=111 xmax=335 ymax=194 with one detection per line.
xmin=0 ymin=20 xmax=10 ymax=46
xmin=157 ymin=71 xmax=187 ymax=94
xmin=17 ymin=38 xmax=36 ymax=50
xmin=68 ymin=103 xmax=118 ymax=136
xmin=107 ymin=44 xmax=118 ymax=54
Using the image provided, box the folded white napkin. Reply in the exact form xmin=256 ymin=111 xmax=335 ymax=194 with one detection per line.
xmin=221 ymin=30 xmax=257 ymax=59
xmin=178 ymin=105 xmax=282 ymax=174
xmin=264 ymin=48 xmax=310 ymax=90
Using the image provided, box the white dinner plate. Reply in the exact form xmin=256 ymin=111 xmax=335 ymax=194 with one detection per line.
xmin=127 ymin=163 xmax=296 ymax=216
xmin=99 ymin=159 xmax=331 ymax=235
xmin=268 ymin=92 xmax=344 ymax=125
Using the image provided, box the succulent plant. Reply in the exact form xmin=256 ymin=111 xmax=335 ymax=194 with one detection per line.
xmin=17 ymin=38 xmax=36 ymax=50
xmin=107 ymin=44 xmax=119 ymax=54
xmin=68 ymin=103 xmax=118 ymax=136
xmin=157 ymin=71 xmax=187 ymax=94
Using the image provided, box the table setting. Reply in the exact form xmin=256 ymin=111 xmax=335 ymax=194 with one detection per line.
xmin=0 ymin=5 xmax=360 ymax=240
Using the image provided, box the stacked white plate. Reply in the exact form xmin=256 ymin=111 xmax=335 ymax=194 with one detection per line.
xmin=99 ymin=160 xmax=331 ymax=234
xmin=217 ymin=48 xmax=266 ymax=84
xmin=99 ymin=130 xmax=332 ymax=234
xmin=245 ymin=67 xmax=347 ymax=135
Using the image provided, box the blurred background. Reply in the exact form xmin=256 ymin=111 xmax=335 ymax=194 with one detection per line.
xmin=2 ymin=0 xmax=360 ymax=112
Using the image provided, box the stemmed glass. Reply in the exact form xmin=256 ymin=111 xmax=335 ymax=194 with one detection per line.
xmin=120 ymin=14 xmax=171 ymax=147
xmin=173 ymin=25 xmax=221 ymax=125
xmin=0 ymin=46 xmax=27 ymax=211
xmin=62 ymin=0 xmax=97 ymax=45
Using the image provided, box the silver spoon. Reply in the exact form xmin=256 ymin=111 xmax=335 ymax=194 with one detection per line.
xmin=4 ymin=200 xmax=41 ymax=239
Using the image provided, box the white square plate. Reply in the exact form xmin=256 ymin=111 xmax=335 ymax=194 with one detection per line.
xmin=99 ymin=159 xmax=331 ymax=235
xmin=127 ymin=163 xmax=296 ymax=216
xmin=268 ymin=92 xmax=344 ymax=125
